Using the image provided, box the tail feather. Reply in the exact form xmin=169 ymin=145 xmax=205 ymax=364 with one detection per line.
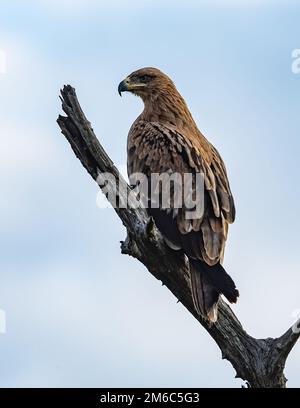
xmin=189 ymin=259 xmax=239 ymax=322
xmin=189 ymin=261 xmax=219 ymax=323
xmin=201 ymin=261 xmax=239 ymax=304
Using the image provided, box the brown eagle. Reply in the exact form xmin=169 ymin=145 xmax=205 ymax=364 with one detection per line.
xmin=118 ymin=67 xmax=239 ymax=322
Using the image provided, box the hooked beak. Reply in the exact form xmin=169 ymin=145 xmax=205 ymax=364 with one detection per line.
xmin=118 ymin=76 xmax=147 ymax=96
xmin=118 ymin=78 xmax=131 ymax=96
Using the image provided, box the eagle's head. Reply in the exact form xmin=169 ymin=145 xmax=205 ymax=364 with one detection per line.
xmin=118 ymin=67 xmax=196 ymax=131
xmin=118 ymin=67 xmax=175 ymax=101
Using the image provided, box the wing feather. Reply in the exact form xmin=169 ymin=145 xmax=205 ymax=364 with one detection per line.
xmin=127 ymin=119 xmax=235 ymax=265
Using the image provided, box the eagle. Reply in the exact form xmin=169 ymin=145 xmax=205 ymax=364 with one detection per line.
xmin=118 ymin=67 xmax=239 ymax=322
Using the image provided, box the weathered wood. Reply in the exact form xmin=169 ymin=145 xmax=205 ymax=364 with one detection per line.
xmin=57 ymin=85 xmax=299 ymax=388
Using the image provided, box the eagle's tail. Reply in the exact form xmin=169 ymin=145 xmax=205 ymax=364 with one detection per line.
xmin=189 ymin=259 xmax=239 ymax=323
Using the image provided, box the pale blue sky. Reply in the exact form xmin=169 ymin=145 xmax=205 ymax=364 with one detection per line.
xmin=0 ymin=0 xmax=299 ymax=387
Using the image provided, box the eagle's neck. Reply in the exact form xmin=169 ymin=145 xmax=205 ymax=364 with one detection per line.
xmin=140 ymin=87 xmax=199 ymax=135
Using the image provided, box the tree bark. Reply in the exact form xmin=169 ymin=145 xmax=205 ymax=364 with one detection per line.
xmin=57 ymin=85 xmax=300 ymax=388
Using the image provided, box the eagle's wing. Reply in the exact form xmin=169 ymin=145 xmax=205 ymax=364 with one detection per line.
xmin=127 ymin=120 xmax=235 ymax=266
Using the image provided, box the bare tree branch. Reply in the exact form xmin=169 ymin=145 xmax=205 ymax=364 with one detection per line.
xmin=57 ymin=85 xmax=299 ymax=388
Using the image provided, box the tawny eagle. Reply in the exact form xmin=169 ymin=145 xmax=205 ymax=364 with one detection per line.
xmin=118 ymin=67 xmax=239 ymax=322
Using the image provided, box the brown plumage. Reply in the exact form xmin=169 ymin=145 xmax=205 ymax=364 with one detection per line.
xmin=118 ymin=67 xmax=239 ymax=322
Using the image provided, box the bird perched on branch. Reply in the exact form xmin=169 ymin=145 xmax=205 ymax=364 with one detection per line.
xmin=118 ymin=67 xmax=239 ymax=322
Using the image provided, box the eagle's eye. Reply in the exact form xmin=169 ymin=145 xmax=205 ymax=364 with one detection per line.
xmin=139 ymin=74 xmax=152 ymax=83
